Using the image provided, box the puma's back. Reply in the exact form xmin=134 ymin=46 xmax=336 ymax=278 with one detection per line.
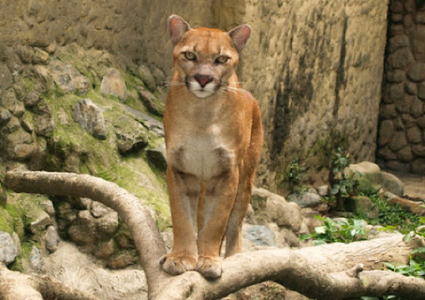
xmin=161 ymin=15 xmax=263 ymax=279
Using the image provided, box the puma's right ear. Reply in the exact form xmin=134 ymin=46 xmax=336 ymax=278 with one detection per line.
xmin=168 ymin=15 xmax=191 ymax=46
xmin=228 ymin=24 xmax=252 ymax=52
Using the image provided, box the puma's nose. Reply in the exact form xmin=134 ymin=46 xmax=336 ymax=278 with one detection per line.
xmin=194 ymin=74 xmax=213 ymax=88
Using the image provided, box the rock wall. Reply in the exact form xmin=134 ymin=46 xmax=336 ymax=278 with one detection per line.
xmin=377 ymin=0 xmax=425 ymax=175
xmin=0 ymin=1 xmax=389 ymax=189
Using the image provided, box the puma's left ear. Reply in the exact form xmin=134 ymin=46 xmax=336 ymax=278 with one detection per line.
xmin=228 ymin=24 xmax=252 ymax=52
xmin=168 ymin=15 xmax=191 ymax=46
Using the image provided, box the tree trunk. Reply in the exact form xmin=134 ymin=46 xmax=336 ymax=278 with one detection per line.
xmin=4 ymin=170 xmax=425 ymax=300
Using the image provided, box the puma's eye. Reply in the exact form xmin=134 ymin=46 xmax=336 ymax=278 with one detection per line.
xmin=184 ymin=52 xmax=196 ymax=61
xmin=215 ymin=56 xmax=229 ymax=64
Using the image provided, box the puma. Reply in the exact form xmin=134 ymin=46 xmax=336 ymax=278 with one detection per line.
xmin=160 ymin=15 xmax=263 ymax=279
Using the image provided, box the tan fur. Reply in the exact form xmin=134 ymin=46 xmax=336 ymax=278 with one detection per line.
xmin=160 ymin=15 xmax=263 ymax=279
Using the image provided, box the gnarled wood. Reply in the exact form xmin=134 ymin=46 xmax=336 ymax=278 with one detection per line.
xmin=4 ymin=170 xmax=425 ymax=300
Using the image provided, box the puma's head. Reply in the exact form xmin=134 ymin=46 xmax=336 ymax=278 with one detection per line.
xmin=168 ymin=15 xmax=251 ymax=98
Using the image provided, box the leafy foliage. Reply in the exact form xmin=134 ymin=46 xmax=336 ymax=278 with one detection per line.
xmin=287 ymin=158 xmax=306 ymax=194
xmin=365 ymin=191 xmax=420 ymax=233
xmin=327 ymin=147 xmax=359 ymax=210
xmin=300 ymin=216 xmax=369 ymax=245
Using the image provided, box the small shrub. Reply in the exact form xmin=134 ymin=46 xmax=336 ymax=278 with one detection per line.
xmin=300 ymin=216 xmax=369 ymax=245
xmin=327 ymin=147 xmax=359 ymax=210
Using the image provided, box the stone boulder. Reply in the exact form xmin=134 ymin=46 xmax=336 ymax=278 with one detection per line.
xmin=138 ymin=87 xmax=164 ymax=116
xmin=100 ymin=68 xmax=127 ymax=101
xmin=287 ymin=192 xmax=322 ymax=209
xmin=48 ymin=59 xmax=90 ymax=94
xmin=74 ymin=99 xmax=108 ymax=140
xmin=348 ymin=162 xmax=404 ymax=196
xmin=113 ymin=114 xmax=149 ymax=155
xmin=137 ymin=64 xmax=157 ymax=92
xmin=0 ymin=231 xmax=19 ymax=265
xmin=251 ymin=187 xmax=302 ymax=233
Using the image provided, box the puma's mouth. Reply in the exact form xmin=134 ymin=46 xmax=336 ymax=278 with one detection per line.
xmin=185 ymin=76 xmax=221 ymax=98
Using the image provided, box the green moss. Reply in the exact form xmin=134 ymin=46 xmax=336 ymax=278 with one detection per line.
xmin=0 ymin=206 xmax=16 ymax=234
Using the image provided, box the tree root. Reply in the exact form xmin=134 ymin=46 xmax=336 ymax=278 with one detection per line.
xmin=4 ymin=170 xmax=425 ymax=300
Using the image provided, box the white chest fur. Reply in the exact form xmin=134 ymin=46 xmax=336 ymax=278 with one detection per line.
xmin=167 ymin=125 xmax=235 ymax=180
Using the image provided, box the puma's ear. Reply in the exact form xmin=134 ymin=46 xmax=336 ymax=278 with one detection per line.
xmin=168 ymin=15 xmax=191 ymax=46
xmin=228 ymin=24 xmax=252 ymax=52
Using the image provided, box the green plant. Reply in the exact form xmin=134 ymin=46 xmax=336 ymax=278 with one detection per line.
xmin=364 ymin=192 xmax=421 ymax=234
xmin=287 ymin=158 xmax=306 ymax=194
xmin=300 ymin=216 xmax=369 ymax=245
xmin=328 ymin=147 xmax=359 ymax=210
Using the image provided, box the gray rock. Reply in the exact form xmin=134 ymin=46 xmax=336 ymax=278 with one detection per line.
xmin=33 ymin=101 xmax=54 ymax=137
xmin=388 ymin=48 xmax=413 ymax=69
xmin=100 ymin=68 xmax=127 ymax=101
xmin=32 ymin=47 xmax=50 ymax=64
xmin=412 ymin=158 xmax=425 ymax=174
xmin=380 ymin=104 xmax=397 ymax=119
xmin=407 ymin=62 xmax=425 ymax=82
xmin=123 ymin=105 xmax=164 ymax=137
xmin=0 ymin=108 xmax=11 ymax=126
xmin=137 ymin=64 xmax=156 ymax=92
xmin=13 ymin=143 xmax=36 ymax=161
xmin=397 ymin=146 xmax=414 ymax=162
xmin=0 ymin=88 xmax=25 ymax=117
xmin=113 ymin=114 xmax=149 ymax=155
xmin=245 ymin=225 xmax=275 ymax=247
xmin=317 ymin=185 xmax=329 ymax=196
xmin=74 ymin=99 xmax=108 ymax=140
xmin=45 ymin=226 xmax=60 ymax=253
xmin=410 ymin=98 xmax=424 ymax=118
xmin=251 ymin=187 xmax=302 ymax=232
xmin=29 ymin=210 xmax=52 ymax=234
xmin=407 ymin=126 xmax=422 ymax=143
xmin=48 ymin=59 xmax=90 ymax=94
xmin=90 ymin=201 xmax=114 ymax=218
xmin=387 ymin=35 xmax=409 ymax=54
xmin=30 ymin=246 xmax=46 ymax=274
xmin=68 ymin=209 xmax=119 ymax=247
xmin=138 ymin=88 xmax=163 ymax=116
xmin=389 ymin=131 xmax=408 ymax=152
xmin=20 ymin=115 xmax=34 ymax=133
xmin=0 ymin=231 xmax=18 ymax=265
xmin=412 ymin=144 xmax=425 ymax=157
xmin=287 ymin=192 xmax=322 ymax=208
xmin=23 ymin=91 xmax=41 ymax=108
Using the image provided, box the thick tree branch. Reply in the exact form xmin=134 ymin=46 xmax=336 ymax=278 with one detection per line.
xmin=4 ymin=170 xmax=425 ymax=300
xmin=4 ymin=170 xmax=170 ymax=297
xmin=156 ymin=244 xmax=425 ymax=300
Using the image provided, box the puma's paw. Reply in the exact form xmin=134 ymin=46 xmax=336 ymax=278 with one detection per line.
xmin=159 ymin=254 xmax=197 ymax=276
xmin=196 ymin=256 xmax=222 ymax=279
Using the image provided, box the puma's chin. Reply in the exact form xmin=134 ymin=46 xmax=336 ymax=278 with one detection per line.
xmin=187 ymin=81 xmax=218 ymax=99
xmin=191 ymin=89 xmax=215 ymax=98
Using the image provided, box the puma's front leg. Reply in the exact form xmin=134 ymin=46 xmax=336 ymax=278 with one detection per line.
xmin=197 ymin=168 xmax=239 ymax=279
xmin=160 ymin=167 xmax=200 ymax=275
